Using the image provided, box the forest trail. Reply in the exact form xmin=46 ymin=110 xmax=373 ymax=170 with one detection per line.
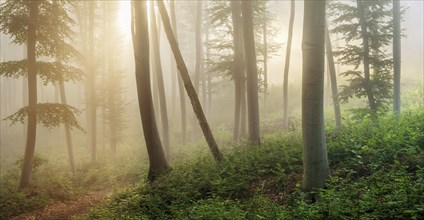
xmin=10 ymin=190 xmax=111 ymax=220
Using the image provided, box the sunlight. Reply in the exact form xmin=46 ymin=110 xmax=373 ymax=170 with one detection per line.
xmin=117 ymin=1 xmax=132 ymax=37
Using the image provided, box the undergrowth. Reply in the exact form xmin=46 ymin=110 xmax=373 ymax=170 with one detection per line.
xmin=87 ymin=110 xmax=424 ymax=219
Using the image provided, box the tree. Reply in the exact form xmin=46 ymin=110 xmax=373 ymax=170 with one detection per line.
xmin=393 ymin=0 xmax=401 ymax=116
xmin=131 ymin=0 xmax=169 ymax=180
xmin=325 ymin=23 xmax=342 ymax=128
xmin=302 ymin=0 xmax=329 ymax=193
xmin=329 ymin=0 xmax=393 ymax=117
xmin=149 ymin=2 xmax=170 ymax=158
xmin=0 ymin=0 xmax=83 ymax=188
xmin=241 ymin=1 xmax=260 ymax=145
xmin=169 ymin=0 xmax=187 ymax=144
xmin=283 ymin=0 xmax=295 ymax=129
xmin=157 ymin=0 xmax=223 ymax=162
xmin=87 ymin=1 xmax=97 ymax=161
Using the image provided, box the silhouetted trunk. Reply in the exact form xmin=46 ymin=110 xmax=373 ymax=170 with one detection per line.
xmin=170 ymin=0 xmax=187 ymax=144
xmin=231 ymin=1 xmax=245 ymax=144
xmin=241 ymin=1 xmax=260 ymax=145
xmin=157 ymin=0 xmax=223 ymax=161
xmin=59 ymin=78 xmax=76 ymax=174
xmin=393 ymin=0 xmax=401 ymax=116
xmin=325 ymin=24 xmax=342 ymax=128
xmin=131 ymin=0 xmax=169 ymax=181
xmin=263 ymin=12 xmax=268 ymax=118
xmin=194 ymin=1 xmax=203 ymax=94
xmin=88 ymin=1 xmax=97 ymax=161
xmin=357 ymin=0 xmax=377 ymax=112
xmin=302 ymin=0 xmax=329 ymax=193
xmin=19 ymin=0 xmax=38 ymax=189
xmin=150 ymin=2 xmax=170 ymax=158
xmin=283 ymin=0 xmax=295 ymax=129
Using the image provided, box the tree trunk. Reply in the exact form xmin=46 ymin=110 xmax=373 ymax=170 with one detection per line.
xmin=170 ymin=0 xmax=187 ymax=144
xmin=357 ymin=0 xmax=377 ymax=112
xmin=263 ymin=12 xmax=268 ymax=118
xmin=325 ymin=23 xmax=342 ymax=128
xmin=88 ymin=1 xmax=97 ymax=161
xmin=241 ymin=1 xmax=260 ymax=145
xmin=19 ymin=0 xmax=38 ymax=189
xmin=283 ymin=0 xmax=295 ymax=129
xmin=393 ymin=0 xmax=401 ymax=116
xmin=131 ymin=0 xmax=169 ymax=181
xmin=302 ymin=0 xmax=329 ymax=193
xmin=157 ymin=0 xmax=223 ymax=162
xmin=194 ymin=1 xmax=203 ymax=94
xmin=59 ymin=79 xmax=76 ymax=174
xmin=150 ymin=2 xmax=170 ymax=159
xmin=230 ymin=1 xmax=245 ymax=145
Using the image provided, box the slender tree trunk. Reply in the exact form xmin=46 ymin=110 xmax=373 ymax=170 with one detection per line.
xmin=357 ymin=0 xmax=377 ymax=112
xmin=157 ymin=0 xmax=223 ymax=162
xmin=283 ymin=0 xmax=295 ymax=129
xmin=325 ymin=24 xmax=342 ymax=128
xmin=150 ymin=2 xmax=170 ymax=159
xmin=88 ymin=1 xmax=97 ymax=161
xmin=230 ymin=1 xmax=245 ymax=144
xmin=302 ymin=0 xmax=329 ymax=193
xmin=194 ymin=0 xmax=202 ymax=93
xmin=170 ymin=0 xmax=187 ymax=144
xmin=131 ymin=0 xmax=169 ymax=181
xmin=393 ymin=0 xmax=401 ymax=116
xmin=241 ymin=1 xmax=260 ymax=145
xmin=205 ymin=11 xmax=212 ymax=117
xmin=19 ymin=0 xmax=38 ymax=189
xmin=59 ymin=79 xmax=76 ymax=173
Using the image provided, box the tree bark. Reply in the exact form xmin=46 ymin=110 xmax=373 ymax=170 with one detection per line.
xmin=59 ymin=78 xmax=76 ymax=174
xmin=393 ymin=0 xmax=401 ymax=116
xmin=325 ymin=23 xmax=342 ymax=128
xmin=357 ymin=0 xmax=377 ymax=112
xmin=170 ymin=0 xmax=187 ymax=144
xmin=263 ymin=12 xmax=268 ymax=118
xmin=150 ymin=2 xmax=170 ymax=159
xmin=131 ymin=0 xmax=169 ymax=181
xmin=19 ymin=0 xmax=38 ymax=189
xmin=194 ymin=1 xmax=203 ymax=94
xmin=241 ymin=1 xmax=260 ymax=145
xmin=157 ymin=0 xmax=223 ymax=162
xmin=283 ymin=0 xmax=295 ymax=129
xmin=302 ymin=0 xmax=329 ymax=193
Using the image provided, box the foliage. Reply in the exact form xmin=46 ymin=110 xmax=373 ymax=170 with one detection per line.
xmin=4 ymin=103 xmax=83 ymax=130
xmin=88 ymin=110 xmax=424 ymax=219
xmin=329 ymin=0 xmax=396 ymax=115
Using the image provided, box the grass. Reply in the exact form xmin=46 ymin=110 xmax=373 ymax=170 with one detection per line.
xmin=87 ymin=110 xmax=424 ymax=219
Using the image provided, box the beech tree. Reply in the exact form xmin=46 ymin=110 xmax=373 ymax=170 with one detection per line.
xmin=302 ymin=0 xmax=329 ymax=193
xmin=131 ymin=0 xmax=169 ymax=180
xmin=0 ymin=0 xmax=83 ymax=188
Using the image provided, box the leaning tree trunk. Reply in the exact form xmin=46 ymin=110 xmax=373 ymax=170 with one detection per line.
xmin=157 ymin=0 xmax=223 ymax=162
xmin=149 ymin=2 xmax=170 ymax=159
xmin=283 ymin=0 xmax=295 ymax=129
xmin=19 ymin=0 xmax=38 ymax=189
xmin=357 ymin=0 xmax=377 ymax=112
xmin=302 ymin=0 xmax=329 ymax=194
xmin=170 ymin=0 xmax=187 ymax=144
xmin=241 ymin=1 xmax=260 ymax=145
xmin=131 ymin=0 xmax=169 ymax=181
xmin=59 ymin=77 xmax=76 ymax=174
xmin=393 ymin=0 xmax=401 ymax=116
xmin=325 ymin=23 xmax=342 ymax=128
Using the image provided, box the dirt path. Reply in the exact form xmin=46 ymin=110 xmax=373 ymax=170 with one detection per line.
xmin=11 ymin=190 xmax=112 ymax=220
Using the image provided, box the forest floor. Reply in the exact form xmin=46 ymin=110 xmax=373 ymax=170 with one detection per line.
xmin=10 ymin=190 xmax=111 ymax=220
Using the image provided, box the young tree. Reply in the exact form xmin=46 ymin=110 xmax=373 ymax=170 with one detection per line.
xmin=283 ymin=0 xmax=295 ymax=129
xmin=325 ymin=23 xmax=342 ymax=128
xmin=302 ymin=0 xmax=329 ymax=193
xmin=131 ymin=0 xmax=169 ymax=180
xmin=87 ymin=1 xmax=97 ymax=161
xmin=157 ymin=0 xmax=223 ymax=162
xmin=241 ymin=1 xmax=260 ymax=145
xmin=393 ymin=0 xmax=401 ymax=116
xmin=0 ymin=0 xmax=83 ymax=188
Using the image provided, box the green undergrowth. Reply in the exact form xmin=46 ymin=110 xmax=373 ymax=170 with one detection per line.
xmin=88 ymin=110 xmax=424 ymax=219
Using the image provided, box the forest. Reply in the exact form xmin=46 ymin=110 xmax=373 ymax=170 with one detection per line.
xmin=0 ymin=0 xmax=423 ymax=219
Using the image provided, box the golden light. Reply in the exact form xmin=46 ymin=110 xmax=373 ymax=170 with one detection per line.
xmin=117 ymin=0 xmax=132 ymax=37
